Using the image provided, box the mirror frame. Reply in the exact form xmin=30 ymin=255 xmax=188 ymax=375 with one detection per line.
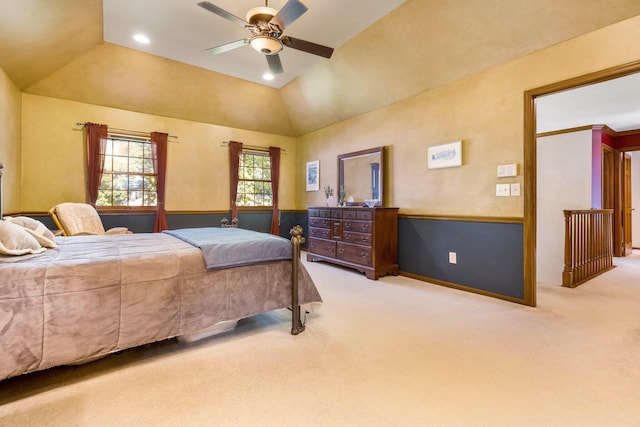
xmin=338 ymin=146 xmax=385 ymax=207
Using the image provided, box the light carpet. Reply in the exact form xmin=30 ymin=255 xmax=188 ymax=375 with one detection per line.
xmin=1 ymin=255 xmax=640 ymax=426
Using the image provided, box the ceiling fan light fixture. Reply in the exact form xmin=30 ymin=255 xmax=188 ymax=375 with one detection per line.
xmin=246 ymin=7 xmax=277 ymax=25
xmin=249 ymin=36 xmax=283 ymax=55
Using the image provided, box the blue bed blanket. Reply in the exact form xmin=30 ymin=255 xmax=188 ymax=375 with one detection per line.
xmin=163 ymin=227 xmax=292 ymax=270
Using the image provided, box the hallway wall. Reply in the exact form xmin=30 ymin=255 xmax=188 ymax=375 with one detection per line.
xmin=537 ymin=130 xmax=592 ymax=284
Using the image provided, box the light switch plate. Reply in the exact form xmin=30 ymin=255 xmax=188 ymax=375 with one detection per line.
xmin=496 ymin=183 xmax=510 ymax=196
xmin=497 ymin=164 xmax=518 ymax=177
xmin=510 ymin=183 xmax=521 ymax=196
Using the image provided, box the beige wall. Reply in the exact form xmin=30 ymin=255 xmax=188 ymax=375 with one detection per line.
xmin=0 ymin=67 xmax=21 ymax=214
xmin=20 ymin=94 xmax=298 ymax=212
xmin=298 ymin=15 xmax=640 ymax=217
xmin=280 ymin=0 xmax=640 ymax=136
xmin=536 ymin=130 xmax=592 ymax=284
xmin=24 ymin=43 xmax=295 ymax=137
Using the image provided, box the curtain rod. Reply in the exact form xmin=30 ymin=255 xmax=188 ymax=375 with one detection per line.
xmin=221 ymin=141 xmax=286 ymax=153
xmin=76 ymin=123 xmax=177 ymax=139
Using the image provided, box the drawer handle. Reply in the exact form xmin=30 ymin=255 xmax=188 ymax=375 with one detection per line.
xmin=362 ymin=224 xmax=369 ymax=230
xmin=323 ymin=231 xmax=329 ymax=237
xmin=327 ymin=246 xmax=334 ymax=251
xmin=344 ymin=222 xmax=351 ymax=227
xmin=361 ymin=252 xmax=368 ymax=258
xmin=338 ymin=248 xmax=344 ymax=254
xmin=361 ymin=236 xmax=369 ymax=242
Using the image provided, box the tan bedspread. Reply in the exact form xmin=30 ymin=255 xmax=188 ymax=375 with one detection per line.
xmin=0 ymin=232 xmax=322 ymax=380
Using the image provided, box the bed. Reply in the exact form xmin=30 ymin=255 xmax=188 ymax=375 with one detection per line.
xmin=0 ymin=166 xmax=322 ymax=380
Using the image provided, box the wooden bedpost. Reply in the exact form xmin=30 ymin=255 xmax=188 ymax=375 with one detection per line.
xmin=290 ymin=225 xmax=306 ymax=335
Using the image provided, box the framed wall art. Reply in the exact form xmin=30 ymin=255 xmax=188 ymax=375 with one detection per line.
xmin=306 ymin=160 xmax=319 ymax=191
xmin=427 ymin=140 xmax=462 ymax=169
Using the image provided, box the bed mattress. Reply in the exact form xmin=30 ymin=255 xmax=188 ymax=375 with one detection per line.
xmin=0 ymin=232 xmax=322 ymax=380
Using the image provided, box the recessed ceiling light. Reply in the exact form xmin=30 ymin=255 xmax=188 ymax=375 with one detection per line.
xmin=133 ymin=33 xmax=150 ymax=44
xmin=262 ymin=73 xmax=274 ymax=81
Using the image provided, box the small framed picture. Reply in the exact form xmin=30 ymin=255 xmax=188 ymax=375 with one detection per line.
xmin=306 ymin=160 xmax=319 ymax=191
xmin=427 ymin=140 xmax=462 ymax=169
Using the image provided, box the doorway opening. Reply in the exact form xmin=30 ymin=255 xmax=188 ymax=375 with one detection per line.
xmin=524 ymin=60 xmax=640 ymax=307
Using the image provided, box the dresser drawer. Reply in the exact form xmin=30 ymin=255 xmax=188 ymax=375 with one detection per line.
xmin=357 ymin=210 xmax=373 ymax=220
xmin=342 ymin=220 xmax=372 ymax=234
xmin=309 ymin=217 xmax=331 ymax=228
xmin=309 ymin=208 xmax=332 ymax=219
xmin=343 ymin=210 xmax=357 ymax=220
xmin=343 ymin=231 xmax=372 ymax=247
xmin=309 ymin=227 xmax=331 ymax=240
xmin=337 ymin=242 xmax=372 ymax=266
xmin=343 ymin=209 xmax=372 ymax=220
xmin=309 ymin=238 xmax=336 ymax=258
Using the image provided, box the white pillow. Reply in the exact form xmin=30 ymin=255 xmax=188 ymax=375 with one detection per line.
xmin=4 ymin=216 xmax=57 ymax=248
xmin=0 ymin=220 xmax=46 ymax=256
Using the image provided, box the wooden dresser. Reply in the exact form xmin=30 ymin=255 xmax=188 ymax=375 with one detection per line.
xmin=307 ymin=207 xmax=398 ymax=280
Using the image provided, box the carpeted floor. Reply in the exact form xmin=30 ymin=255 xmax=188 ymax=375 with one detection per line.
xmin=1 ymin=254 xmax=640 ymax=426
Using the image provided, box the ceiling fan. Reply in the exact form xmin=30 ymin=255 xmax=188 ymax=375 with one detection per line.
xmin=197 ymin=0 xmax=334 ymax=75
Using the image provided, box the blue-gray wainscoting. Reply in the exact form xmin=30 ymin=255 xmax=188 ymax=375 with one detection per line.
xmin=398 ymin=216 xmax=524 ymax=301
xmin=29 ymin=211 xmax=523 ymax=301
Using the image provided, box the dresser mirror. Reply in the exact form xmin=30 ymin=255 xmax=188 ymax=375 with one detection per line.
xmin=338 ymin=146 xmax=384 ymax=206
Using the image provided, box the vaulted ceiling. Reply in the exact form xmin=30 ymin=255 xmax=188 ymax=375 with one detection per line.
xmin=103 ymin=0 xmax=407 ymax=89
xmin=2 ymin=0 xmax=640 ymax=136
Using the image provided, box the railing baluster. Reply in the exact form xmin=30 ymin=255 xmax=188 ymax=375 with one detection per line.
xmin=562 ymin=209 xmax=614 ymax=287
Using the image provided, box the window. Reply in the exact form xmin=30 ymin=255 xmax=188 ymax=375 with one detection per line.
xmin=97 ymin=137 xmax=157 ymax=207
xmin=237 ymin=151 xmax=272 ymax=207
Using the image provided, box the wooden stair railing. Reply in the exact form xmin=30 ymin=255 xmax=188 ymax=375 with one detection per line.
xmin=563 ymin=209 xmax=614 ymax=288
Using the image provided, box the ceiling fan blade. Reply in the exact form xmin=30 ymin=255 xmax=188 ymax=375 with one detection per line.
xmin=266 ymin=54 xmax=284 ymax=74
xmin=282 ymin=36 xmax=334 ymax=59
xmin=206 ymin=39 xmax=248 ymax=55
xmin=197 ymin=1 xmax=248 ymax=28
xmin=269 ymin=0 xmax=308 ymax=33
